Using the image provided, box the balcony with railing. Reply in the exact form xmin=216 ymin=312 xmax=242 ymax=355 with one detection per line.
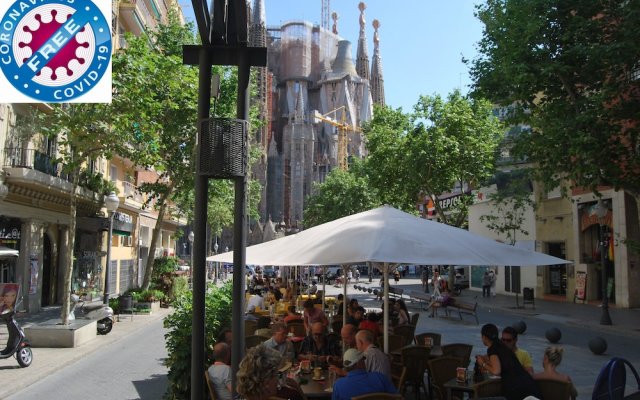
xmin=123 ymin=181 xmax=144 ymax=206
xmin=1 ymin=147 xmax=70 ymax=181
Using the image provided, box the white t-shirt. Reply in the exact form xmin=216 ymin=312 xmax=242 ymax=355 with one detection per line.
xmin=246 ymin=294 xmax=264 ymax=313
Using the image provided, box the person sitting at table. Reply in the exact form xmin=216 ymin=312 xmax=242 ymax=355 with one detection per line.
xmin=347 ymin=298 xmax=359 ymax=316
xmin=475 ymin=323 xmax=540 ymax=400
xmin=245 ymin=289 xmax=265 ymax=319
xmin=356 ymin=329 xmax=391 ymax=378
xmin=502 ymin=326 xmax=534 ymax=374
xmin=393 ymin=299 xmax=410 ymax=326
xmin=308 ymin=280 xmax=318 ymax=296
xmin=328 ymin=324 xmax=359 ymax=377
xmin=252 ymin=274 xmax=265 ymax=292
xmin=207 ymin=342 xmax=233 ymax=400
xmin=331 ymin=348 xmax=397 ymax=400
xmin=334 ymin=294 xmax=346 ymax=318
xmin=346 ymin=306 xmax=365 ymax=326
xmin=313 ymin=289 xmax=325 ymax=304
xmin=358 ymin=312 xmax=381 ymax=339
xmin=340 ymin=323 xmax=358 ymax=350
xmin=533 ymin=346 xmax=578 ymax=399
xmin=299 ymin=322 xmax=341 ymax=363
xmin=284 ymin=305 xmax=303 ymax=325
xmin=237 ymin=346 xmax=286 ymax=400
xmin=303 ymin=299 xmax=329 ymax=333
xmin=262 ymin=323 xmax=295 ymax=362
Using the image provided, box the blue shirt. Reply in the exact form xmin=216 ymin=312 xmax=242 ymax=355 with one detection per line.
xmin=331 ymin=369 xmax=397 ymax=400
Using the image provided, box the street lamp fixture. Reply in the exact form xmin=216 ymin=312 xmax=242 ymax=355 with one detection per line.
xmin=593 ymin=199 xmax=613 ymax=325
xmin=103 ymin=191 xmax=120 ymax=305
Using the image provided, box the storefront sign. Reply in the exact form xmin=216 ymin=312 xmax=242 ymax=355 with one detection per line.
xmin=437 ymin=191 xmax=472 ymax=211
xmin=0 ymin=227 xmax=20 ymax=240
xmin=112 ymin=212 xmax=134 ymax=233
xmin=0 ymin=217 xmax=21 ymax=246
xmin=580 ymin=204 xmax=612 ymax=231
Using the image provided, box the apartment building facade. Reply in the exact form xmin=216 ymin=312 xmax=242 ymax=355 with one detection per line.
xmin=0 ymin=0 xmax=184 ymax=313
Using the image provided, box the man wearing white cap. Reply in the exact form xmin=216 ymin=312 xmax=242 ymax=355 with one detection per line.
xmin=331 ymin=348 xmax=397 ymax=400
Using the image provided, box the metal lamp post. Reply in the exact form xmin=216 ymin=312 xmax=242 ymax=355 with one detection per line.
xmin=594 ymin=200 xmax=613 ymax=325
xmin=103 ymin=191 xmax=120 ymax=305
xmin=188 ymin=231 xmax=195 ymax=279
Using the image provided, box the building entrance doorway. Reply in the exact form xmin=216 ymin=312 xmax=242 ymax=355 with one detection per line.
xmin=41 ymin=234 xmax=53 ymax=306
xmin=547 ymin=242 xmax=567 ymax=296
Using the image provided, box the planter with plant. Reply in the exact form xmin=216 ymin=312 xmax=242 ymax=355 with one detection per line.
xmin=135 ymin=289 xmax=164 ymax=313
xmin=163 ymin=281 xmax=232 ymax=399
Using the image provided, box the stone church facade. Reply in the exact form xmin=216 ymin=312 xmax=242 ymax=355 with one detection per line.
xmin=249 ymin=0 xmax=385 ymax=233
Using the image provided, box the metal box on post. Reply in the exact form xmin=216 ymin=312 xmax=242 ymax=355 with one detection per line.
xmin=199 ymin=118 xmax=248 ymax=178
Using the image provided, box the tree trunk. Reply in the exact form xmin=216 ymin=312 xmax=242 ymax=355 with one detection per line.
xmin=60 ymin=171 xmax=79 ymax=325
xmin=141 ymin=189 xmax=171 ymax=290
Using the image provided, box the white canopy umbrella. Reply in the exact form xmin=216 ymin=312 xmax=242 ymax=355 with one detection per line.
xmin=207 ymin=206 xmax=567 ymax=266
xmin=0 ymin=246 xmax=19 ymax=258
xmin=208 ymin=205 xmax=569 ymax=351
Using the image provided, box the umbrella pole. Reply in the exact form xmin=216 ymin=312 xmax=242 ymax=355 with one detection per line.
xmin=322 ymin=265 xmax=326 ymax=313
xmin=343 ymin=265 xmax=347 ymax=329
xmin=383 ymin=262 xmax=389 ymax=353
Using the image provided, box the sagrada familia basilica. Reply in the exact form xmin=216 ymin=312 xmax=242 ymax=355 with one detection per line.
xmin=245 ymin=0 xmax=385 ymax=243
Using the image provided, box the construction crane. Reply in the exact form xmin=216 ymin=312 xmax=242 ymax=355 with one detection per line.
xmin=313 ymin=107 xmax=361 ymax=170
xmin=321 ymin=0 xmax=330 ymax=30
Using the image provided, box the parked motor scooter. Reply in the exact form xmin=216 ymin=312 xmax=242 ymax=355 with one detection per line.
xmin=70 ymin=294 xmax=115 ymax=335
xmin=0 ymin=309 xmax=33 ymax=367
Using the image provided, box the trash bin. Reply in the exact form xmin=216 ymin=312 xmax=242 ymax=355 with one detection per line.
xmin=119 ymin=294 xmax=133 ymax=311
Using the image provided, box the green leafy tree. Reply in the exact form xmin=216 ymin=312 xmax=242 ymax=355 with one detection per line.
xmin=111 ymin=12 xmax=262 ymax=288
xmin=303 ymin=159 xmax=380 ymax=227
xmin=110 ymin=13 xmax=200 ymax=290
xmin=364 ymin=92 xmax=503 ymax=227
xmin=468 ymin=0 xmax=640 ymax=196
xmin=39 ymin=103 xmax=125 ymax=324
xmin=480 ymin=170 xmax=536 ymax=245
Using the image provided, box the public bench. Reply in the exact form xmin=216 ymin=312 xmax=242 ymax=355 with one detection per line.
xmin=388 ymin=286 xmax=404 ymax=299
xmin=374 ymin=286 xmax=404 ymax=300
xmin=444 ymin=298 xmax=479 ymax=325
xmin=408 ymin=290 xmax=432 ymax=309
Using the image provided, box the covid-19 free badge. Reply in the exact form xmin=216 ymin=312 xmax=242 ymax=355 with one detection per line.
xmin=0 ymin=0 xmax=112 ymax=103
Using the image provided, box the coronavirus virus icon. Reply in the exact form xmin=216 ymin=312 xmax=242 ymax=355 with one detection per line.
xmin=0 ymin=0 xmax=112 ymax=103
xmin=19 ymin=9 xmax=90 ymax=82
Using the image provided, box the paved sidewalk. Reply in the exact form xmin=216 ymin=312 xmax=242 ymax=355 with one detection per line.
xmin=0 ymin=305 xmax=171 ymax=399
xmin=385 ymin=277 xmax=640 ymax=338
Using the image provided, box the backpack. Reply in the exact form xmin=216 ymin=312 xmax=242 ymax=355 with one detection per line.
xmin=592 ymin=357 xmax=640 ymax=400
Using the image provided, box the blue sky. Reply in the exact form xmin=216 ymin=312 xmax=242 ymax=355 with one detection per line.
xmin=181 ymin=1 xmax=484 ymax=112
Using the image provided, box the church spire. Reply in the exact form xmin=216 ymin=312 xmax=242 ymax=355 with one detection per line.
xmin=355 ymin=2 xmax=370 ymax=80
xmin=370 ymin=19 xmax=385 ymax=107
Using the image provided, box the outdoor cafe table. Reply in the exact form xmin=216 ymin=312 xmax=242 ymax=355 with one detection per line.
xmin=444 ymin=376 xmax=501 ymax=399
xmin=390 ymin=344 xmax=443 ymax=359
xmin=297 ymin=372 xmax=333 ymax=399
xmin=297 ymin=295 xmax=337 ymax=303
